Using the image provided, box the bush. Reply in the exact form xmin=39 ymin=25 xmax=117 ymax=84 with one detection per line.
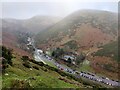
xmin=33 ymin=66 xmax=39 ymax=70
xmin=10 ymin=79 xmax=31 ymax=89
xmin=38 ymin=62 xmax=44 ymax=66
xmin=21 ymin=56 xmax=29 ymax=62
xmin=2 ymin=58 xmax=8 ymax=70
xmin=76 ymin=53 xmax=86 ymax=65
xmin=2 ymin=46 xmax=13 ymax=66
xmin=30 ymin=59 xmax=45 ymax=66
xmin=23 ymin=62 xmax=31 ymax=68
xmin=51 ymin=48 xmax=64 ymax=58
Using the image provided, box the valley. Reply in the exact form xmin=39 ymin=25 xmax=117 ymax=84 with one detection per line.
xmin=34 ymin=10 xmax=118 ymax=81
xmin=1 ymin=9 xmax=119 ymax=89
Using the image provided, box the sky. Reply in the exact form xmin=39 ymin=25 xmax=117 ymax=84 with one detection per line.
xmin=0 ymin=0 xmax=119 ymax=19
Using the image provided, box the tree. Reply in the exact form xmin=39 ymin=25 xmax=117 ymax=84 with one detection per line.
xmin=2 ymin=57 xmax=8 ymax=73
xmin=76 ymin=53 xmax=86 ymax=65
xmin=52 ymin=48 xmax=64 ymax=58
xmin=1 ymin=46 xmax=13 ymax=73
xmin=67 ymin=58 xmax=72 ymax=64
xmin=2 ymin=46 xmax=13 ymax=66
xmin=21 ymin=56 xmax=29 ymax=62
xmin=51 ymin=51 xmax=55 ymax=57
xmin=21 ymin=56 xmax=31 ymax=68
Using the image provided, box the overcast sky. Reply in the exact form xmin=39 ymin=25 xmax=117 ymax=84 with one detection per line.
xmin=1 ymin=1 xmax=118 ymax=19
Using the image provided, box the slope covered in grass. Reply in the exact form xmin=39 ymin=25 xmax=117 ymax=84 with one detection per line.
xmin=2 ymin=53 xmax=87 ymax=89
xmin=94 ymin=41 xmax=118 ymax=61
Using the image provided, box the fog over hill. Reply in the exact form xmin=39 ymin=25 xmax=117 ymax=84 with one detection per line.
xmin=35 ymin=10 xmax=118 ymax=50
xmin=2 ymin=16 xmax=62 ymax=34
xmin=1 ymin=15 xmax=61 ymax=55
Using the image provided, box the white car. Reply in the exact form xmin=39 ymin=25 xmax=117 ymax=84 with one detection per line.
xmin=106 ymin=78 xmax=109 ymax=80
xmin=80 ymin=73 xmax=83 ymax=76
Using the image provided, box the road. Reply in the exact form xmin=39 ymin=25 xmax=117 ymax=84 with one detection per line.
xmin=34 ymin=49 xmax=46 ymax=64
xmin=34 ymin=49 xmax=120 ymax=87
xmin=27 ymin=37 xmax=120 ymax=87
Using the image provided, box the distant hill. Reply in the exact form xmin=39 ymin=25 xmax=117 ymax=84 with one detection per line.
xmin=22 ymin=16 xmax=61 ymax=33
xmin=2 ymin=16 xmax=61 ymax=33
xmin=35 ymin=10 xmax=117 ymax=50
xmin=1 ymin=16 xmax=61 ymax=56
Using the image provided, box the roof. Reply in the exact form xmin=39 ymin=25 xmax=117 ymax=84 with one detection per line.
xmin=64 ymin=55 xmax=75 ymax=60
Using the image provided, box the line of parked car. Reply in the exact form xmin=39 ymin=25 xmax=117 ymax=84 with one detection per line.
xmin=37 ymin=49 xmax=120 ymax=87
xmin=79 ymin=71 xmax=120 ymax=87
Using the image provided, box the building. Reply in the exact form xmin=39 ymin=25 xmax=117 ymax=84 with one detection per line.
xmin=62 ymin=55 xmax=76 ymax=65
xmin=63 ymin=55 xmax=75 ymax=61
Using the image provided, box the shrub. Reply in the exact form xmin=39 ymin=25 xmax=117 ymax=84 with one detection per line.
xmin=30 ymin=59 xmax=45 ymax=66
xmin=51 ymin=48 xmax=64 ymax=58
xmin=23 ymin=62 xmax=31 ymax=68
xmin=38 ymin=62 xmax=44 ymax=66
xmin=2 ymin=46 xmax=13 ymax=66
xmin=21 ymin=56 xmax=29 ymax=62
xmin=10 ymin=79 xmax=31 ymax=89
xmin=76 ymin=53 xmax=86 ymax=65
xmin=33 ymin=66 xmax=39 ymax=70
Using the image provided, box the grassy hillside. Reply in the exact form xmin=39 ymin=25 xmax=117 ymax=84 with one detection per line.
xmin=35 ymin=10 xmax=117 ymax=50
xmin=63 ymin=40 xmax=79 ymax=50
xmin=1 ymin=53 xmax=89 ymax=89
xmin=89 ymin=40 xmax=119 ymax=80
xmin=94 ymin=41 xmax=118 ymax=61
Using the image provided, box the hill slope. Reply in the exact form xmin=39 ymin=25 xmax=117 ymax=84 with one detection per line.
xmin=94 ymin=40 xmax=118 ymax=61
xmin=2 ymin=16 xmax=61 ymax=33
xmin=35 ymin=10 xmax=117 ymax=50
xmin=1 ymin=16 xmax=61 ymax=56
xmin=1 ymin=51 xmax=89 ymax=88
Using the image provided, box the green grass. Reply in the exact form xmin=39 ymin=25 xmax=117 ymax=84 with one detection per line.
xmin=76 ymin=60 xmax=93 ymax=72
xmin=94 ymin=41 xmax=118 ymax=61
xmin=2 ymin=55 xmax=83 ymax=88
xmin=63 ymin=40 xmax=78 ymax=50
xmin=31 ymin=75 xmax=78 ymax=88
xmin=40 ymin=57 xmax=57 ymax=68
xmin=0 ymin=76 xmax=2 ymax=90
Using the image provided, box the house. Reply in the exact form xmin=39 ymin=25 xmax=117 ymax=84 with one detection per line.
xmin=63 ymin=55 xmax=75 ymax=61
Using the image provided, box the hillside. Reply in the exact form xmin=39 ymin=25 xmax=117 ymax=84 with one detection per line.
xmin=35 ymin=10 xmax=117 ymax=50
xmin=1 ymin=16 xmax=61 ymax=56
xmin=2 ymin=16 xmax=61 ymax=34
xmin=22 ymin=16 xmax=61 ymax=33
xmin=2 ymin=30 xmax=32 ymax=57
xmin=1 ymin=10 xmax=119 ymax=87
xmin=1 ymin=47 xmax=91 ymax=89
xmin=34 ymin=10 xmax=118 ymax=80
xmin=93 ymin=40 xmax=118 ymax=61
